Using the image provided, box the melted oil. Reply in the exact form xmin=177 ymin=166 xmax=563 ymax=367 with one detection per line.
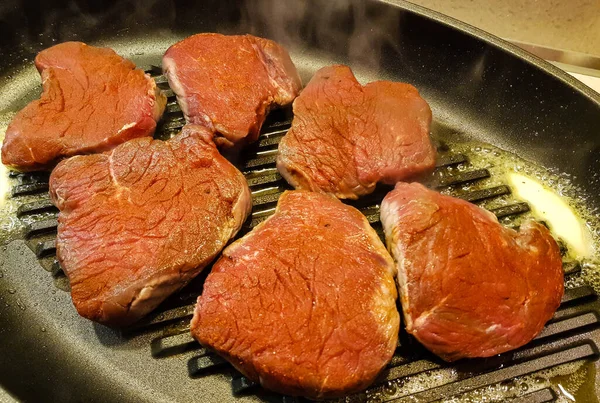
xmin=366 ymin=367 xmax=459 ymax=401
xmin=551 ymin=361 xmax=599 ymax=403
xmin=440 ymin=360 xmax=598 ymax=403
xmin=361 ymin=359 xmax=599 ymax=402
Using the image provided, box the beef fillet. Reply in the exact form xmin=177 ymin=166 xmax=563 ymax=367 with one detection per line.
xmin=192 ymin=190 xmax=399 ymax=399
xmin=277 ymin=65 xmax=435 ymax=199
xmin=49 ymin=125 xmax=251 ymax=326
xmin=163 ymin=33 xmax=301 ymax=148
xmin=380 ymin=182 xmax=564 ymax=361
xmin=2 ymin=42 xmax=166 ymax=171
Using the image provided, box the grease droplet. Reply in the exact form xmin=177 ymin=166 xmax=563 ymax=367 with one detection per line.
xmin=8 ymin=288 xmax=16 ymax=294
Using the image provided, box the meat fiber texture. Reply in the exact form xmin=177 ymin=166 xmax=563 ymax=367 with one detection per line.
xmin=2 ymin=42 xmax=166 ymax=171
xmin=162 ymin=33 xmax=301 ymax=148
xmin=192 ymin=190 xmax=399 ymax=399
xmin=48 ymin=125 xmax=251 ymax=327
xmin=380 ymin=182 xmax=564 ymax=361
xmin=277 ymin=65 xmax=436 ymax=200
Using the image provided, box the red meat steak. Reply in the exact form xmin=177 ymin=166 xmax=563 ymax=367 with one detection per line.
xmin=49 ymin=125 xmax=251 ymax=326
xmin=192 ymin=190 xmax=399 ymax=399
xmin=2 ymin=42 xmax=166 ymax=171
xmin=277 ymin=65 xmax=435 ymax=199
xmin=380 ymin=182 xmax=564 ymax=361
xmin=163 ymin=33 xmax=301 ymax=148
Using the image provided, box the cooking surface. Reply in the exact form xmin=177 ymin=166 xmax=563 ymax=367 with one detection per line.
xmin=3 ymin=62 xmax=600 ymax=402
xmin=1 ymin=0 xmax=600 ymax=402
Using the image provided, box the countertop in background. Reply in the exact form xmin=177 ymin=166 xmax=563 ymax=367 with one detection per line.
xmin=409 ymin=0 xmax=600 ymax=94
xmin=409 ymin=0 xmax=600 ymax=58
xmin=570 ymin=72 xmax=600 ymax=93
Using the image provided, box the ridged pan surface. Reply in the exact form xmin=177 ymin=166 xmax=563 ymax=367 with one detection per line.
xmin=0 ymin=1 xmax=599 ymax=402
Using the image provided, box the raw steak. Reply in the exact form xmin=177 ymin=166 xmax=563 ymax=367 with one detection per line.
xmin=192 ymin=190 xmax=399 ymax=399
xmin=2 ymin=42 xmax=166 ymax=171
xmin=277 ymin=65 xmax=436 ymax=199
xmin=162 ymin=33 xmax=301 ymax=148
xmin=380 ymin=182 xmax=564 ymax=361
xmin=49 ymin=125 xmax=251 ymax=326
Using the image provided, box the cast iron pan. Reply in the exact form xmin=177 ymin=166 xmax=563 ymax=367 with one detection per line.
xmin=1 ymin=0 xmax=599 ymax=402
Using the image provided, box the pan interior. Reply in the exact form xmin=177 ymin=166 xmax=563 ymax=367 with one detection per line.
xmin=1 ymin=1 xmax=600 ymax=402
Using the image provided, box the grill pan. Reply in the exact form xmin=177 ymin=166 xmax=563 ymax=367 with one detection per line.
xmin=1 ymin=0 xmax=600 ymax=402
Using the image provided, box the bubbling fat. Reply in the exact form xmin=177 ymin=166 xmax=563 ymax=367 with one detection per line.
xmin=441 ymin=360 xmax=595 ymax=403
xmin=364 ymin=359 xmax=593 ymax=402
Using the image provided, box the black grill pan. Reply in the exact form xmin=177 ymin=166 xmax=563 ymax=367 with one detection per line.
xmin=1 ymin=0 xmax=599 ymax=402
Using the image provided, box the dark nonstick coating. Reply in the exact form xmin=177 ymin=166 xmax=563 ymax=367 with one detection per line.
xmin=1 ymin=0 xmax=599 ymax=402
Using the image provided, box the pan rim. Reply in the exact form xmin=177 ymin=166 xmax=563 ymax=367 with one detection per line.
xmin=381 ymin=0 xmax=600 ymax=106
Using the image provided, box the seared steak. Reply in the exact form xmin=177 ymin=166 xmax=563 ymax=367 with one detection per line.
xmin=163 ymin=33 xmax=301 ymax=148
xmin=380 ymin=182 xmax=564 ymax=361
xmin=49 ymin=125 xmax=251 ymax=326
xmin=192 ymin=190 xmax=399 ymax=399
xmin=277 ymin=65 xmax=435 ymax=199
xmin=2 ymin=42 xmax=166 ymax=171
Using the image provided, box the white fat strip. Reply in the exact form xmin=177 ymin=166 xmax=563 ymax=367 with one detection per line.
xmin=127 ymin=272 xmax=183 ymax=318
xmin=380 ymin=199 xmax=413 ymax=330
xmin=116 ymin=122 xmax=137 ymax=134
xmin=162 ymin=57 xmax=190 ymax=119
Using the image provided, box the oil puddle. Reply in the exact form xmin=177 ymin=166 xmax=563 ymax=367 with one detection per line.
xmin=551 ymin=360 xmax=599 ymax=403
xmin=441 ymin=360 xmax=598 ymax=403
xmin=360 ymin=359 xmax=598 ymax=402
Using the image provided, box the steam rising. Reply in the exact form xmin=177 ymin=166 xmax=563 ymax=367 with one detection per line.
xmin=240 ymin=0 xmax=402 ymax=74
